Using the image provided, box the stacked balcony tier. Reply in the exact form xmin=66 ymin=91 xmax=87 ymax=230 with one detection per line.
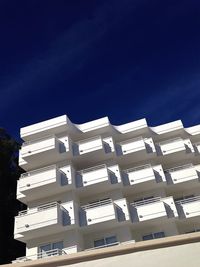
xmin=17 ymin=165 xmax=74 ymax=204
xmin=79 ymin=198 xmax=129 ymax=232
xmin=14 ymin=201 xmax=76 ymax=242
xmin=129 ymin=196 xmax=178 ymax=227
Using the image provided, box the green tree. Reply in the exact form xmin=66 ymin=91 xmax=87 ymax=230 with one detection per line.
xmin=0 ymin=128 xmax=25 ymax=264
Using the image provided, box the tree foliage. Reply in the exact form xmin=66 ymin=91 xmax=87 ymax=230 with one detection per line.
xmin=0 ymin=128 xmax=25 ymax=264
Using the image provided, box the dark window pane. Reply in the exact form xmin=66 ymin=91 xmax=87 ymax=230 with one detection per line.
xmin=105 ymin=236 xmax=117 ymax=245
xmin=154 ymin=232 xmax=165 ymax=239
xmin=94 ymin=239 xmax=105 ymax=247
xmin=142 ymin=234 xmax=153 ymax=240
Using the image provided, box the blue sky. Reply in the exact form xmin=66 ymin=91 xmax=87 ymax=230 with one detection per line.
xmin=0 ymin=0 xmax=200 ymax=138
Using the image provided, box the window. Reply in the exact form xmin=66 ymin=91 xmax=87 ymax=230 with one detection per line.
xmin=186 ymin=228 xmax=200 ymax=234
xmin=94 ymin=235 xmax=118 ymax=248
xmin=38 ymin=241 xmax=63 ymax=258
xmin=142 ymin=231 xmax=165 ymax=241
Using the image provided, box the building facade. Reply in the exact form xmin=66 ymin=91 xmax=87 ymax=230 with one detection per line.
xmin=13 ymin=115 xmax=200 ymax=263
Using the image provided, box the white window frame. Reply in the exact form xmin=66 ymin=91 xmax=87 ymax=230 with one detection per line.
xmin=94 ymin=235 xmax=118 ymax=248
xmin=142 ymin=231 xmax=165 ymax=241
xmin=38 ymin=240 xmax=64 ymax=258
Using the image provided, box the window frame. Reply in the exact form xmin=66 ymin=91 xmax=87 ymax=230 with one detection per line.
xmin=38 ymin=240 xmax=64 ymax=257
xmin=93 ymin=235 xmax=118 ymax=248
xmin=142 ymin=231 xmax=165 ymax=241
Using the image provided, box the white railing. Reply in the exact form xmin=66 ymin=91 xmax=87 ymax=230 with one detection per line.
xmin=13 ymin=249 xmax=66 ymax=262
xmin=164 ymin=164 xmax=193 ymax=173
xmin=130 ymin=197 xmax=161 ymax=207
xmin=18 ymin=202 xmax=59 ymax=216
xmin=158 ymin=137 xmax=183 ymax=146
xmin=85 ymin=242 xmax=120 ymax=251
xmin=176 ymin=195 xmax=200 ymax=205
xmin=20 ymin=164 xmax=57 ymax=179
xmin=78 ymin=164 xmax=107 ymax=174
xmin=81 ymin=199 xmax=113 ymax=210
xmin=22 ymin=134 xmax=58 ymax=147
xmin=124 ymin=164 xmax=151 ymax=173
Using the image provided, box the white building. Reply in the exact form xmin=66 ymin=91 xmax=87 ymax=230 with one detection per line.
xmin=13 ymin=115 xmax=200 ymax=263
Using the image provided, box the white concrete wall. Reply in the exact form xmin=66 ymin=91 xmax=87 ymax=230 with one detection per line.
xmin=21 ymin=137 xmax=58 ymax=158
xmin=166 ymin=166 xmax=198 ymax=184
xmin=18 ymin=167 xmax=58 ymax=193
xmin=120 ymin=138 xmax=145 ymax=155
xmin=15 ymin=206 xmax=59 ymax=234
xmin=20 ymin=115 xmax=68 ymax=138
xmin=134 ymin=201 xmax=167 ymax=222
xmin=81 ymin=166 xmax=109 ymax=187
xmin=178 ymin=199 xmax=200 ymax=218
xmin=159 ymin=138 xmax=185 ymax=155
xmin=82 ymin=203 xmax=116 ymax=226
xmin=60 ymin=242 xmax=200 ymax=267
xmin=78 ymin=137 xmax=103 ymax=155
xmin=127 ymin=166 xmax=155 ymax=185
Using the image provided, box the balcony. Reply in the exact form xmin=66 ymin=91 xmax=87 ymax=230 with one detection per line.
xmin=123 ymin=164 xmax=162 ymax=185
xmin=114 ymin=118 xmax=148 ymax=140
xmin=156 ymin=138 xmax=194 ymax=163
xmin=176 ymin=196 xmax=200 ymax=219
xmin=12 ymin=249 xmax=66 ymax=263
xmin=116 ymin=137 xmax=156 ymax=164
xmin=19 ymin=135 xmax=72 ymax=170
xmin=14 ymin=202 xmax=75 ymax=242
xmin=165 ymin=164 xmax=199 ymax=185
xmin=150 ymin=120 xmax=183 ymax=139
xmin=76 ymin=164 xmax=121 ymax=195
xmin=123 ymin=164 xmax=165 ymax=191
xmin=20 ymin=115 xmax=69 ymax=141
xmin=79 ymin=198 xmax=129 ymax=230
xmin=76 ymin=117 xmax=110 ymax=135
xmin=129 ymin=196 xmax=177 ymax=224
xmin=73 ymin=136 xmax=115 ymax=167
xmin=17 ymin=165 xmax=74 ymax=204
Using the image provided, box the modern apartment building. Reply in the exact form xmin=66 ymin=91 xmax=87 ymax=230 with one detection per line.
xmin=13 ymin=115 xmax=200 ymax=263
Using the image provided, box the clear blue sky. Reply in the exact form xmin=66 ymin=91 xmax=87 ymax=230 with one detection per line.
xmin=0 ymin=0 xmax=200 ymax=139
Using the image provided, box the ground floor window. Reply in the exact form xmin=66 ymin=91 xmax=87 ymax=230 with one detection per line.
xmin=142 ymin=231 xmax=165 ymax=241
xmin=38 ymin=241 xmax=64 ymax=258
xmin=94 ymin=235 xmax=118 ymax=248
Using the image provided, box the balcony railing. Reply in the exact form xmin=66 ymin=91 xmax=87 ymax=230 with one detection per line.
xmin=20 ymin=164 xmax=57 ymax=179
xmin=18 ymin=202 xmax=60 ymax=217
xmin=130 ymin=197 xmax=161 ymax=207
xmin=124 ymin=164 xmax=152 ymax=173
xmin=119 ymin=137 xmax=144 ymax=153
xmin=13 ymin=249 xmax=66 ymax=262
xmin=81 ymin=199 xmax=113 ymax=210
xmin=78 ymin=164 xmax=107 ymax=174
xmin=158 ymin=137 xmax=183 ymax=146
xmin=85 ymin=242 xmax=120 ymax=251
xmin=22 ymin=134 xmax=59 ymax=147
xmin=164 ymin=164 xmax=193 ymax=173
xmin=76 ymin=136 xmax=106 ymax=155
xmin=175 ymin=195 xmax=200 ymax=205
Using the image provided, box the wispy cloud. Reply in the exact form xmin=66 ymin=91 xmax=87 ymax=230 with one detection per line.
xmin=0 ymin=0 xmax=138 ymax=111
